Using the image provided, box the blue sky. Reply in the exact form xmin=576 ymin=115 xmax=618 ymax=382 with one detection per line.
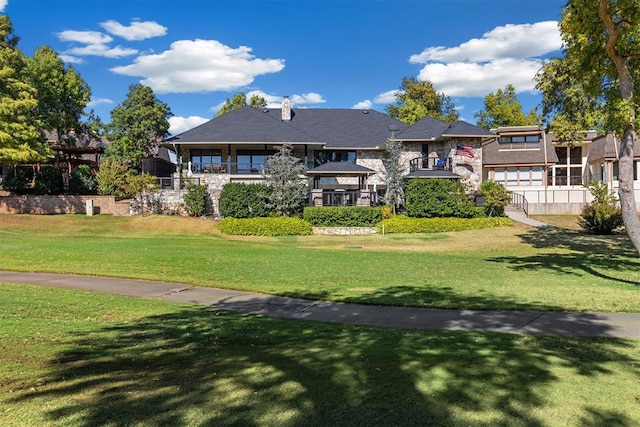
xmin=2 ymin=0 xmax=566 ymax=135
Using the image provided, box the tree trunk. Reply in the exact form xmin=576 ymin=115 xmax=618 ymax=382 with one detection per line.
xmin=618 ymin=130 xmax=640 ymax=254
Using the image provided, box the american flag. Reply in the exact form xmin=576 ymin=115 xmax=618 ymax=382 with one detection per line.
xmin=456 ymin=145 xmax=474 ymax=158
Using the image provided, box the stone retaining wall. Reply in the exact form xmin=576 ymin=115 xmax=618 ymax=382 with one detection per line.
xmin=312 ymin=227 xmax=378 ymax=235
xmin=0 ymin=195 xmax=131 ymax=215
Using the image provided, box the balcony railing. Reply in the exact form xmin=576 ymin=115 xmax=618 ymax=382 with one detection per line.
xmin=409 ymin=155 xmax=452 ymax=172
xmin=183 ymin=162 xmax=265 ymax=175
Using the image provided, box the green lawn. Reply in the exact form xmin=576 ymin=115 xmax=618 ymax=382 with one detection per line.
xmin=1 ymin=283 xmax=638 ymax=426
xmin=0 ymin=214 xmax=638 ymax=312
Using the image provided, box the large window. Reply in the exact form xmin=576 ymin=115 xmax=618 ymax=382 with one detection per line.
xmin=552 ymin=145 xmax=583 ymax=186
xmin=498 ymin=135 xmax=540 ymax=149
xmin=190 ymin=149 xmax=222 ymax=173
xmin=314 ymin=150 xmax=356 ymax=167
xmin=494 ymin=166 xmax=543 ymax=186
xmin=236 ymin=150 xmax=275 ymax=174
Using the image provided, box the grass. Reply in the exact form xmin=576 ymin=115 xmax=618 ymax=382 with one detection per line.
xmin=0 ymin=214 xmax=639 ymax=312
xmin=1 ymin=282 xmax=639 ymax=426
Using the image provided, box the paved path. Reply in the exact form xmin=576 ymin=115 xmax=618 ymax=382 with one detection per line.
xmin=505 ymin=207 xmax=551 ymax=228
xmin=2 ymin=271 xmax=639 ymax=339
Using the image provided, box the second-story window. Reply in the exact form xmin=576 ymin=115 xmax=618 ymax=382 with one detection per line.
xmin=314 ymin=150 xmax=356 ymax=166
xmin=498 ymin=135 xmax=540 ymax=149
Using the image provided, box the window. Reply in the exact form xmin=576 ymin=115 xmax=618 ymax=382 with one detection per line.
xmin=493 ymin=166 xmax=543 ymax=186
xmin=314 ymin=150 xmax=356 ymax=167
xmin=237 ymin=150 xmax=275 ymax=174
xmin=498 ymin=135 xmax=540 ymax=149
xmin=190 ymin=149 xmax=221 ymax=173
xmin=552 ymin=145 xmax=584 ymax=186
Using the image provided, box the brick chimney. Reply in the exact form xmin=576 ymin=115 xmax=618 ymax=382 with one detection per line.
xmin=281 ymin=96 xmax=291 ymax=121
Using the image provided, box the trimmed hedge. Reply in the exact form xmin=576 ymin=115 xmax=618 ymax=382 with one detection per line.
xmin=218 ymin=217 xmax=313 ymax=236
xmin=377 ymin=215 xmax=512 ymax=233
xmin=303 ymin=206 xmax=383 ymax=227
xmin=405 ymin=178 xmax=478 ymax=218
xmin=34 ymin=165 xmax=64 ymax=195
xmin=219 ymin=182 xmax=271 ymax=218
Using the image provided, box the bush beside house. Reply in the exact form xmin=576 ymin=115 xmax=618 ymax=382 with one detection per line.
xmin=405 ymin=179 xmax=480 ymax=218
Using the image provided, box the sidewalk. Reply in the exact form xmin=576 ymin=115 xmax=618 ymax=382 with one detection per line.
xmin=2 ymin=271 xmax=639 ymax=339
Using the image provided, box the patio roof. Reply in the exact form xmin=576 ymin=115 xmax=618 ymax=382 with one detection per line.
xmin=306 ymin=161 xmax=376 ymax=175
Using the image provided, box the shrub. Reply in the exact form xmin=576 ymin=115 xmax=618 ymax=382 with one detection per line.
xmin=377 ymin=215 xmax=512 ymax=233
xmin=2 ymin=166 xmax=30 ymax=194
xmin=68 ymin=165 xmax=97 ymax=194
xmin=96 ymin=158 xmax=130 ymax=197
xmin=578 ymin=181 xmax=623 ymax=234
xmin=479 ymin=180 xmax=511 ymax=217
xmin=219 ymin=182 xmax=271 ymax=218
xmin=405 ymin=179 xmax=477 ymax=218
xmin=303 ymin=206 xmax=383 ymax=227
xmin=34 ymin=165 xmax=64 ymax=195
xmin=183 ymin=184 xmax=208 ymax=216
xmin=218 ymin=217 xmax=313 ymax=236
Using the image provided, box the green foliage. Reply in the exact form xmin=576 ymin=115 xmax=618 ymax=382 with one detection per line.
xmin=218 ymin=217 xmax=313 ymax=236
xmin=264 ymin=144 xmax=308 ymax=216
xmin=125 ymin=173 xmax=159 ymax=196
xmin=0 ymin=16 xmax=49 ymax=163
xmin=378 ymin=215 xmax=512 ymax=233
xmin=26 ymin=45 xmax=91 ymax=144
xmin=216 ymin=92 xmax=268 ymax=117
xmin=96 ymin=158 xmax=130 ymax=197
xmin=405 ymin=179 xmax=478 ymax=218
xmin=34 ymin=165 xmax=63 ymax=195
xmin=382 ymin=137 xmax=405 ymax=213
xmin=579 ymin=181 xmax=624 ymax=234
xmin=479 ymin=181 xmax=511 ymax=217
xmin=105 ymin=84 xmax=172 ymax=172
xmin=67 ymin=165 xmax=96 ymax=195
xmin=303 ymin=206 xmax=383 ymax=227
xmin=386 ymin=77 xmax=459 ymax=124
xmin=219 ymin=182 xmax=271 ymax=218
xmin=2 ymin=166 xmax=30 ymax=194
xmin=183 ymin=184 xmax=208 ymax=217
xmin=474 ymin=84 xmax=541 ymax=129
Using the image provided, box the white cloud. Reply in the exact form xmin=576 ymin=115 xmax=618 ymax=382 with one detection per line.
xmin=0 ymin=0 xmax=8 ymax=12
xmin=291 ymin=92 xmax=325 ymax=105
xmin=418 ymin=58 xmax=544 ymax=97
xmin=410 ymin=21 xmax=561 ymax=64
xmin=87 ymin=97 xmax=114 ymax=107
xmin=352 ymin=100 xmax=373 ymax=109
xmin=67 ymin=44 xmax=138 ymax=58
xmin=169 ymin=115 xmax=209 ymax=135
xmin=59 ymin=54 xmax=84 ymax=64
xmin=374 ymin=90 xmax=398 ymax=104
xmin=58 ymin=30 xmax=113 ymax=45
xmin=111 ymin=39 xmax=285 ymax=94
xmin=409 ymin=21 xmax=561 ymax=98
xmin=57 ymin=29 xmax=138 ymax=58
xmin=100 ymin=19 xmax=167 ymax=41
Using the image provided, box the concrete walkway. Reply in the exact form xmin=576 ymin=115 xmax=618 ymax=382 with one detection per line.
xmin=2 ymin=271 xmax=639 ymax=339
xmin=505 ymin=207 xmax=552 ymax=228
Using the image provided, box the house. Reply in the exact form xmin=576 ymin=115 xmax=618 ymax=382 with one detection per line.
xmin=484 ymin=126 xmax=640 ymax=214
xmin=163 ymin=97 xmax=494 ymax=214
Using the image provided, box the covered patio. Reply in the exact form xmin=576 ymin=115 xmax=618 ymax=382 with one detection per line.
xmin=306 ymin=162 xmax=377 ymax=207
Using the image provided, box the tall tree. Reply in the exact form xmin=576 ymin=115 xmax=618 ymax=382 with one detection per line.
xmin=474 ymin=84 xmax=541 ymax=129
xmin=382 ymin=137 xmax=405 ymax=214
xmin=263 ymin=144 xmax=308 ymax=216
xmin=0 ymin=15 xmax=48 ymax=163
xmin=216 ymin=92 xmax=267 ymax=117
xmin=105 ymin=84 xmax=172 ymax=172
xmin=386 ymin=77 xmax=459 ymax=125
xmin=536 ymin=0 xmax=640 ymax=255
xmin=26 ymin=45 xmax=91 ymax=145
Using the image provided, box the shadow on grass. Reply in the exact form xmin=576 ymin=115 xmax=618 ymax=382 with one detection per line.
xmin=9 ymin=304 xmax=639 ymax=426
xmin=488 ymin=227 xmax=640 ymax=286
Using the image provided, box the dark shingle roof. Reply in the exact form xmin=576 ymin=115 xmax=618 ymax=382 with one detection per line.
xmin=307 ymin=162 xmax=375 ymax=174
xmin=395 ymin=117 xmax=494 ymax=140
xmin=167 ymin=106 xmax=408 ymax=149
xmin=442 ymin=121 xmax=496 ymax=137
xmin=587 ymin=133 xmax=640 ymax=162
